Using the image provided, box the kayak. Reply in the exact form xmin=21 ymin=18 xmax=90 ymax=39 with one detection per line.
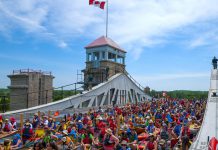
xmin=35 ymin=128 xmax=45 ymax=138
xmin=135 ymin=127 xmax=145 ymax=134
xmin=0 ymin=130 xmax=19 ymax=139
xmin=138 ymin=132 xmax=149 ymax=141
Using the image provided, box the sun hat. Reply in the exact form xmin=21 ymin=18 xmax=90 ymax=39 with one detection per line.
xmin=121 ymin=140 xmax=127 ymax=145
xmin=146 ymin=116 xmax=150 ymax=119
xmin=159 ymin=139 xmax=165 ymax=145
xmin=62 ymin=130 xmax=68 ymax=135
xmin=62 ymin=137 xmax=67 ymax=142
xmin=96 ymin=116 xmax=103 ymax=120
xmin=105 ymin=128 xmax=113 ymax=135
xmin=25 ymin=122 xmax=30 ymax=126
xmin=10 ymin=117 xmax=15 ymax=122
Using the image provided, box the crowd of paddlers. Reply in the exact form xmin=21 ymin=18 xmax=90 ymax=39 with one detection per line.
xmin=0 ymin=98 xmax=206 ymax=150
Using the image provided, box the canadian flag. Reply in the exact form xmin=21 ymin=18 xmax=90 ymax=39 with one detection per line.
xmin=89 ymin=0 xmax=106 ymax=10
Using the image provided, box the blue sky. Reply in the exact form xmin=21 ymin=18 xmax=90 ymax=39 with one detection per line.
xmin=0 ymin=0 xmax=218 ymax=91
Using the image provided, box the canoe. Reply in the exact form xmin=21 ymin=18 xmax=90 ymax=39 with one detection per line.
xmin=0 ymin=130 xmax=19 ymax=139
xmin=35 ymin=128 xmax=45 ymax=138
xmin=135 ymin=127 xmax=145 ymax=134
xmin=138 ymin=132 xmax=149 ymax=141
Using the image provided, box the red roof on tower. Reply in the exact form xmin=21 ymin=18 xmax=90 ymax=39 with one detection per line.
xmin=85 ymin=36 xmax=126 ymax=53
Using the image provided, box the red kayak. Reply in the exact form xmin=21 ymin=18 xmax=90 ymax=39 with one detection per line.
xmin=138 ymin=132 xmax=149 ymax=141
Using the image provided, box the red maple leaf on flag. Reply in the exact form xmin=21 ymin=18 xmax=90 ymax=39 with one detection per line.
xmin=90 ymin=0 xmax=106 ymax=10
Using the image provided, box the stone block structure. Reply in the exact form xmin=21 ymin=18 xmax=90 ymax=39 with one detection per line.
xmin=8 ymin=69 xmax=54 ymax=110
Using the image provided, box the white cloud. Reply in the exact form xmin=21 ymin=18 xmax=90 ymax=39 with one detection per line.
xmin=189 ymin=28 xmax=218 ymax=48
xmin=0 ymin=0 xmax=218 ymax=59
xmin=58 ymin=41 xmax=67 ymax=48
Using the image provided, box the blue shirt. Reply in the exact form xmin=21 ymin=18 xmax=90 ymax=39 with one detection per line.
xmin=174 ymin=125 xmax=182 ymax=136
xmin=147 ymin=125 xmax=155 ymax=133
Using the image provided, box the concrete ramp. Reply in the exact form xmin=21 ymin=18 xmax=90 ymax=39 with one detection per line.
xmin=1 ymin=73 xmax=151 ymax=115
xmin=190 ymin=69 xmax=218 ymax=150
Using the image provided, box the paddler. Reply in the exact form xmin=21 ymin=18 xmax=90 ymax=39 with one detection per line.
xmin=32 ymin=113 xmax=40 ymax=129
xmin=2 ymin=119 xmax=12 ymax=132
xmin=48 ymin=117 xmax=56 ymax=130
xmin=11 ymin=134 xmax=22 ymax=149
xmin=103 ymin=128 xmax=119 ymax=150
xmin=57 ymin=130 xmax=74 ymax=150
xmin=9 ymin=117 xmax=17 ymax=131
xmin=3 ymin=139 xmax=11 ymax=150
xmin=42 ymin=116 xmax=49 ymax=128
xmin=146 ymin=120 xmax=155 ymax=134
xmin=146 ymin=134 xmax=158 ymax=150
xmin=172 ymin=120 xmax=182 ymax=138
xmin=127 ymin=127 xmax=138 ymax=150
xmin=22 ymin=122 xmax=33 ymax=144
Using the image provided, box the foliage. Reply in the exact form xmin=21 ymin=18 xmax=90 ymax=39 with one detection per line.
xmin=0 ymin=88 xmax=9 ymax=96
xmin=53 ymin=90 xmax=79 ymax=101
xmin=149 ymin=90 xmax=208 ymax=100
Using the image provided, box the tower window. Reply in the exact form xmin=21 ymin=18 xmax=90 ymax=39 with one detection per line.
xmin=93 ymin=52 xmax=99 ymax=61
xmin=88 ymin=53 xmax=92 ymax=61
xmin=108 ymin=52 xmax=116 ymax=62
xmin=102 ymin=52 xmax=105 ymax=60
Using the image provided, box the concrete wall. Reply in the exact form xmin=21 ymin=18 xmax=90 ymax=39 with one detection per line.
xmin=10 ymin=88 xmax=27 ymax=110
xmin=8 ymin=72 xmax=54 ymax=111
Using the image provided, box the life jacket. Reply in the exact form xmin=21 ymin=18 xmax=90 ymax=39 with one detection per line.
xmin=3 ymin=123 xmax=10 ymax=132
xmin=128 ymin=133 xmax=137 ymax=142
xmin=82 ymin=134 xmax=92 ymax=144
xmin=12 ymin=136 xmax=22 ymax=147
xmin=65 ymin=136 xmax=72 ymax=145
xmin=173 ymin=125 xmax=181 ymax=136
xmin=33 ymin=117 xmax=39 ymax=128
xmin=11 ymin=122 xmax=16 ymax=129
xmin=43 ymin=135 xmax=51 ymax=143
xmin=22 ymin=127 xmax=32 ymax=137
xmin=147 ymin=125 xmax=155 ymax=133
xmin=160 ymin=130 xmax=169 ymax=140
xmin=182 ymin=127 xmax=190 ymax=137
xmin=48 ymin=121 xmax=56 ymax=129
xmin=147 ymin=141 xmax=155 ymax=150
xmin=12 ymin=138 xmax=18 ymax=145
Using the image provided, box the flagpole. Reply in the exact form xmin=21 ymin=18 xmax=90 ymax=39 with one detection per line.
xmin=106 ymin=0 xmax=108 ymax=37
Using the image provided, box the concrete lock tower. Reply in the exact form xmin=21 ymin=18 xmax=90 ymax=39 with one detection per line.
xmin=8 ymin=69 xmax=54 ymax=110
xmin=83 ymin=36 xmax=126 ymax=90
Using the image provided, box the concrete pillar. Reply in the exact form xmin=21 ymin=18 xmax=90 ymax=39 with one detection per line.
xmin=91 ymin=52 xmax=94 ymax=61
xmin=100 ymin=51 xmax=103 ymax=60
xmin=105 ymin=51 xmax=108 ymax=60
xmin=115 ymin=54 xmax=117 ymax=62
